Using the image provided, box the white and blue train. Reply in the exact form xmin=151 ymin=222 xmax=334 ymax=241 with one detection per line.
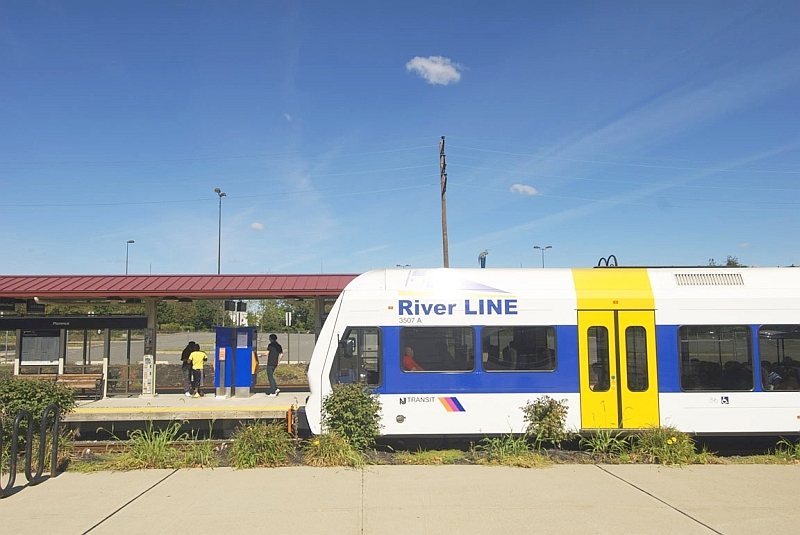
xmin=304 ymin=267 xmax=800 ymax=436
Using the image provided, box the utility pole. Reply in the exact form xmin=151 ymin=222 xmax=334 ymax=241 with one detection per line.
xmin=439 ymin=136 xmax=450 ymax=267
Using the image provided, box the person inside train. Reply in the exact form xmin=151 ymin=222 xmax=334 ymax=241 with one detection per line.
xmin=401 ymin=346 xmax=424 ymax=371
xmin=502 ymin=341 xmax=518 ymax=368
xmin=775 ymin=368 xmax=800 ymax=390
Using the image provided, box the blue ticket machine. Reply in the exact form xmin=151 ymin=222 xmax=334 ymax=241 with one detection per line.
xmin=214 ymin=326 xmax=258 ymax=398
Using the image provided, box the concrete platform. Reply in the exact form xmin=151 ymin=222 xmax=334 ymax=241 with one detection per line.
xmin=63 ymin=391 xmax=309 ymax=422
xmin=1 ymin=464 xmax=799 ymax=534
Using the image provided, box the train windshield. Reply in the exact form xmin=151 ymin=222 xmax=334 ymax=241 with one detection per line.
xmin=329 ymin=327 xmax=382 ymax=387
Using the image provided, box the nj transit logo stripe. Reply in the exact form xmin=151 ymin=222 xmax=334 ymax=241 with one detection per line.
xmin=438 ymin=397 xmax=465 ymax=412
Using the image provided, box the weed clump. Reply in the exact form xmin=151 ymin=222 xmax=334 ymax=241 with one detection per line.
xmin=474 ymin=435 xmax=551 ymax=468
xmin=230 ymin=421 xmax=294 ymax=468
xmin=302 ymin=432 xmax=364 ymax=467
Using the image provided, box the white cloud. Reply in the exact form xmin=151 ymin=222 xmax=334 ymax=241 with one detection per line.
xmin=737 ymin=242 xmax=751 ymax=249
xmin=283 ymin=113 xmax=292 ymax=122
xmin=251 ymin=222 xmax=264 ymax=231
xmin=406 ymin=56 xmax=463 ymax=85
xmin=510 ymin=184 xmax=538 ymax=196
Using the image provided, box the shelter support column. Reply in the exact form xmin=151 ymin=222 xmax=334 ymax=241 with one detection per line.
xmin=102 ymin=328 xmax=111 ymax=399
xmin=145 ymin=298 xmax=158 ymax=359
xmin=141 ymin=298 xmax=158 ymax=398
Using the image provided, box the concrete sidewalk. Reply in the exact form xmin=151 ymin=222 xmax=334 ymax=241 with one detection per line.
xmin=1 ymin=464 xmax=799 ymax=534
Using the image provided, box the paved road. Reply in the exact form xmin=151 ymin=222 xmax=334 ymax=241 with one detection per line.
xmin=1 ymin=464 xmax=799 ymax=534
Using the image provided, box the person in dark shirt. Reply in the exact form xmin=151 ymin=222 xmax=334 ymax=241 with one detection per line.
xmin=180 ymin=341 xmax=196 ymax=397
xmin=266 ymin=334 xmax=283 ymax=396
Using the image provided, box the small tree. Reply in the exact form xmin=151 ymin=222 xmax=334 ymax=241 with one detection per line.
xmin=321 ymin=382 xmax=382 ymax=451
xmin=521 ymin=396 xmax=570 ymax=449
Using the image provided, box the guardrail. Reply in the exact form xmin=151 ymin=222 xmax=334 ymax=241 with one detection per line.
xmin=0 ymin=404 xmax=60 ymax=498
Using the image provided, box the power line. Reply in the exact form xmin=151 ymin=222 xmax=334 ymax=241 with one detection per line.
xmin=448 ymin=143 xmax=800 ymax=174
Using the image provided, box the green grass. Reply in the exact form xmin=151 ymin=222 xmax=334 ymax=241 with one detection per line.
xmin=395 ymin=448 xmax=467 ymax=465
xmin=473 ymin=435 xmax=552 ymax=468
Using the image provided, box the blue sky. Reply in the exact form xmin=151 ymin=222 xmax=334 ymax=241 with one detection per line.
xmin=2 ymin=1 xmax=799 ymax=275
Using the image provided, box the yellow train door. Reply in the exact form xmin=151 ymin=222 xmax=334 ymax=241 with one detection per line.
xmin=578 ymin=309 xmax=659 ymax=430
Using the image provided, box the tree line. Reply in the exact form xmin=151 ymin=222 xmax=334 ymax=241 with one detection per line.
xmin=12 ymin=299 xmax=316 ymax=333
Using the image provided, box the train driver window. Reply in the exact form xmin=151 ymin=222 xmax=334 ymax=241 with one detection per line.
xmin=758 ymin=325 xmax=800 ymax=391
xmin=329 ymin=327 xmax=382 ymax=387
xmin=399 ymin=327 xmax=475 ymax=372
xmin=481 ymin=326 xmax=556 ymax=371
xmin=678 ymin=326 xmax=753 ymax=391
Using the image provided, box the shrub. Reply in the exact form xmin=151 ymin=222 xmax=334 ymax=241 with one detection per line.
xmin=321 ymin=382 xmax=382 ymax=451
xmin=521 ymin=396 xmax=571 ymax=449
xmin=0 ymin=377 xmax=75 ymax=450
xmin=302 ymin=432 xmax=365 ymax=467
xmin=230 ymin=421 xmax=294 ymax=468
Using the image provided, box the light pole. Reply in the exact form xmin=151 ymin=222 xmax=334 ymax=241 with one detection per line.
xmin=534 ymin=245 xmax=552 ymax=268
xmin=125 ymin=240 xmax=134 ymax=275
xmin=214 ymin=188 xmax=226 ymax=274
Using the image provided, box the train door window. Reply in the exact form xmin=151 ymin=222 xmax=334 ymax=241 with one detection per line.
xmin=400 ymin=327 xmax=475 ymax=372
xmin=481 ymin=326 xmax=556 ymax=371
xmin=758 ymin=325 xmax=800 ymax=391
xmin=587 ymin=326 xmax=610 ymax=392
xmin=329 ymin=327 xmax=381 ymax=387
xmin=625 ymin=326 xmax=648 ymax=392
xmin=678 ymin=325 xmax=753 ymax=391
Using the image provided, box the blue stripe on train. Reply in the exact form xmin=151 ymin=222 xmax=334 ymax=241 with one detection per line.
xmin=374 ymin=325 xmax=580 ymax=395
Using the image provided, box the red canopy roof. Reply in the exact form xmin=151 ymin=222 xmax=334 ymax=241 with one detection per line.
xmin=0 ymin=274 xmax=358 ymax=300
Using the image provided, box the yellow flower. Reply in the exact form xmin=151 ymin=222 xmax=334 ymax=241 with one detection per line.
xmin=666 ymin=437 xmax=676 ymax=445
xmin=313 ymin=440 xmax=320 ymax=446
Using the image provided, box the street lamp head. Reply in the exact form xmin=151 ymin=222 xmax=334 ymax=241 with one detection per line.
xmin=127 ymin=240 xmax=134 ymax=244
xmin=215 ymin=188 xmax=226 ymax=198
xmin=214 ymin=187 xmax=221 ymax=194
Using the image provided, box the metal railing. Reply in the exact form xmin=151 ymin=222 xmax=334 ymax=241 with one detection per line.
xmin=0 ymin=404 xmax=60 ymax=498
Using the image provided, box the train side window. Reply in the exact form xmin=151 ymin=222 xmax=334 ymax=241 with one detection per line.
xmin=625 ymin=326 xmax=648 ymax=392
xmin=758 ymin=325 xmax=800 ymax=391
xmin=400 ymin=327 xmax=475 ymax=372
xmin=678 ymin=325 xmax=752 ymax=391
xmin=329 ymin=327 xmax=382 ymax=387
xmin=481 ymin=326 xmax=556 ymax=371
xmin=587 ymin=326 xmax=610 ymax=392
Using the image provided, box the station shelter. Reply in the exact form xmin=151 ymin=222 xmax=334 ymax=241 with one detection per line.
xmin=0 ymin=274 xmax=356 ymax=399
